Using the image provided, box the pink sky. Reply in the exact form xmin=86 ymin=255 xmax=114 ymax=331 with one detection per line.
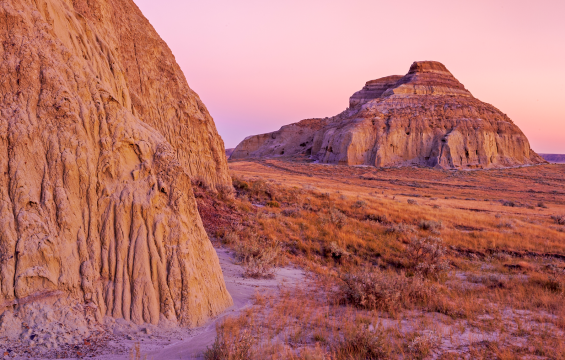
xmin=133 ymin=0 xmax=565 ymax=153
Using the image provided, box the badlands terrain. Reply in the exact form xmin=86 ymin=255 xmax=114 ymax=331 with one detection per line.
xmin=0 ymin=0 xmax=563 ymax=358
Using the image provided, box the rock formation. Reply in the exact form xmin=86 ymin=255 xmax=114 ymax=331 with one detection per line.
xmin=231 ymin=61 xmax=545 ymax=169
xmin=0 ymin=0 xmax=232 ymax=336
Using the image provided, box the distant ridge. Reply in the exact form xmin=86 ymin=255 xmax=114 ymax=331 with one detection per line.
xmin=539 ymin=154 xmax=565 ymax=163
xmin=226 ymin=148 xmax=235 ymax=157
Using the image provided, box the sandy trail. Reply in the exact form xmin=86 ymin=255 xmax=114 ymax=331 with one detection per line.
xmin=144 ymin=247 xmax=304 ymax=359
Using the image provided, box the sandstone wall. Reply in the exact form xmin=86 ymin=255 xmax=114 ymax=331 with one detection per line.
xmin=0 ymin=0 xmax=232 ymax=328
xmin=71 ymin=0 xmax=231 ymax=189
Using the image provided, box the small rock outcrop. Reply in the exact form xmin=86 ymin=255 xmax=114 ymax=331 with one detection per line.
xmin=231 ymin=61 xmax=545 ymax=169
xmin=0 ymin=0 xmax=232 ymax=336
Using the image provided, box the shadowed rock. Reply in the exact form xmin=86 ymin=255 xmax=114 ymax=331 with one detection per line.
xmin=231 ymin=61 xmax=545 ymax=169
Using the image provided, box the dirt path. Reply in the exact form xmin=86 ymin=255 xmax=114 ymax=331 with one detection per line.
xmin=144 ymin=248 xmax=304 ymax=359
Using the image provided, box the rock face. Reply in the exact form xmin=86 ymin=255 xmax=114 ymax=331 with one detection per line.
xmin=231 ymin=61 xmax=545 ymax=169
xmin=0 ymin=0 xmax=232 ymax=331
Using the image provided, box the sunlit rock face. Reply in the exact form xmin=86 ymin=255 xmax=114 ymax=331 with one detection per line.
xmin=0 ymin=0 xmax=232 ymax=331
xmin=231 ymin=61 xmax=545 ymax=169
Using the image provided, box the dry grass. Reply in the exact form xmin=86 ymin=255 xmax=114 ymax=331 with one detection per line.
xmin=337 ymin=268 xmax=436 ymax=312
xmin=193 ymin=160 xmax=565 ymax=359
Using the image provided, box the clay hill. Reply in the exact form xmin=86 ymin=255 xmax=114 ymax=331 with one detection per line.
xmin=231 ymin=61 xmax=545 ymax=169
xmin=540 ymin=154 xmax=565 ymax=164
xmin=0 ymin=0 xmax=233 ymax=342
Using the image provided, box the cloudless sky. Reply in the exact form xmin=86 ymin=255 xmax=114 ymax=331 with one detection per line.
xmin=133 ymin=0 xmax=565 ymax=153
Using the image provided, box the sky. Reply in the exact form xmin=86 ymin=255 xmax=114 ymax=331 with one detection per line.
xmin=133 ymin=0 xmax=565 ymax=153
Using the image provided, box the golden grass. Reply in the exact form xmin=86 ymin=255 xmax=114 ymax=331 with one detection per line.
xmin=194 ymin=160 xmax=565 ymax=359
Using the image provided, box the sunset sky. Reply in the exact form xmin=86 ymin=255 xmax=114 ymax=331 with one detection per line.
xmin=133 ymin=0 xmax=565 ymax=153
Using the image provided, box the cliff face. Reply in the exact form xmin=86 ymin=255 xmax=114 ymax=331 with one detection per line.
xmin=0 ymin=0 xmax=232 ymax=332
xmin=231 ymin=61 xmax=545 ymax=169
xmin=70 ymin=0 xmax=231 ymax=190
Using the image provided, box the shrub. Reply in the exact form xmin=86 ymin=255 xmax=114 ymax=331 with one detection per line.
xmin=407 ymin=332 xmax=441 ymax=359
xmin=529 ymin=273 xmax=565 ymax=296
xmin=325 ymin=241 xmax=349 ymax=262
xmin=407 ymin=199 xmax=419 ymax=205
xmin=281 ymin=208 xmax=300 ymax=217
xmin=551 ymin=214 xmax=565 ymax=225
xmin=337 ymin=268 xmax=435 ymax=312
xmin=232 ymin=178 xmax=249 ymax=191
xmin=235 ymin=234 xmax=281 ymax=278
xmin=331 ymin=324 xmax=388 ymax=360
xmin=418 ymin=220 xmax=443 ymax=232
xmin=365 ymin=214 xmax=387 ymax=223
xmin=502 ymin=200 xmax=516 ymax=207
xmin=216 ymin=184 xmax=235 ymax=200
xmin=496 ymin=220 xmax=515 ymax=229
xmin=204 ymin=323 xmax=254 ymax=360
xmin=320 ymin=208 xmax=347 ymax=228
xmin=330 ymin=208 xmax=347 ymax=228
xmin=537 ymin=201 xmax=548 ymax=208
xmin=352 ymin=200 xmax=367 ymax=209
xmin=406 ymin=236 xmax=449 ymax=280
xmin=222 ymin=230 xmax=240 ymax=245
xmin=385 ymin=223 xmax=416 ymax=234
xmin=266 ymin=200 xmax=280 ymax=208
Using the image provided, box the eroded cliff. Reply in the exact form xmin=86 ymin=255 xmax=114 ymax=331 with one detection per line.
xmin=231 ymin=61 xmax=545 ymax=169
xmin=0 ymin=0 xmax=232 ymax=340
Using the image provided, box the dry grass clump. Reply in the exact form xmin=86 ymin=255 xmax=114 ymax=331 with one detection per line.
xmin=495 ymin=219 xmax=515 ymax=229
xmin=281 ymin=208 xmax=300 ymax=218
xmin=331 ymin=324 xmax=389 ymax=360
xmin=418 ymin=219 xmax=443 ymax=233
xmin=337 ymin=268 xmax=436 ymax=312
xmin=551 ymin=214 xmax=565 ymax=225
xmin=352 ymin=200 xmax=367 ymax=209
xmin=319 ymin=208 xmax=347 ymax=229
xmin=385 ymin=223 xmax=416 ymax=234
xmin=204 ymin=317 xmax=254 ymax=360
xmin=528 ymin=273 xmax=565 ymax=297
xmin=222 ymin=230 xmax=240 ymax=245
xmin=216 ymin=184 xmax=236 ymax=200
xmin=324 ymin=241 xmax=349 ymax=263
xmin=406 ymin=236 xmax=449 ymax=280
xmin=266 ymin=200 xmax=280 ymax=208
xmin=235 ymin=233 xmax=281 ymax=278
xmin=407 ymin=332 xmax=441 ymax=359
xmin=365 ymin=213 xmax=387 ymax=223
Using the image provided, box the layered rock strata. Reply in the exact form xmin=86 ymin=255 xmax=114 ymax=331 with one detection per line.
xmin=0 ymin=0 xmax=232 ymax=330
xmin=231 ymin=61 xmax=545 ymax=169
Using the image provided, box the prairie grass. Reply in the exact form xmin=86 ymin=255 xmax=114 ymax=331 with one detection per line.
xmin=194 ymin=160 xmax=565 ymax=359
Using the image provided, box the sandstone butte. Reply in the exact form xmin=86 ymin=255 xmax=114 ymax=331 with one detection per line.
xmin=231 ymin=61 xmax=546 ymax=169
xmin=0 ymin=0 xmax=233 ymax=333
